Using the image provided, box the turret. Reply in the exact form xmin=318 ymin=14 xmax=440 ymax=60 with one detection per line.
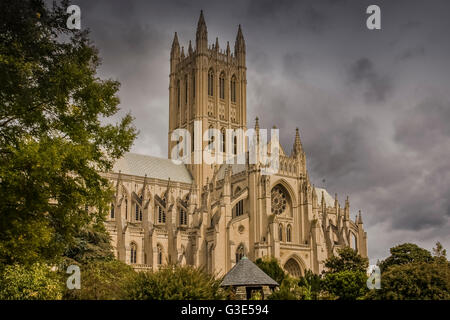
xmin=215 ymin=37 xmax=219 ymax=52
xmin=170 ymin=32 xmax=180 ymax=72
xmin=234 ymin=24 xmax=246 ymax=67
xmin=188 ymin=40 xmax=193 ymax=56
xmin=292 ymin=128 xmax=303 ymax=156
xmin=356 ymin=210 xmax=363 ymax=225
xmin=344 ymin=196 xmax=350 ymax=221
xmin=196 ymin=10 xmax=208 ymax=53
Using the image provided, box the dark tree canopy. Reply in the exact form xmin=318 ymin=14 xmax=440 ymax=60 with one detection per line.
xmin=378 ymin=243 xmax=433 ymax=273
xmin=0 ymin=0 xmax=137 ymax=265
xmin=323 ymin=247 xmax=369 ymax=274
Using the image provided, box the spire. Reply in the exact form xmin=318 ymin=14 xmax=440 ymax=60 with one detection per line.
xmin=254 ymin=116 xmax=260 ymax=131
xmin=226 ymin=41 xmax=230 ymax=56
xmin=181 ymin=46 xmax=185 ymax=58
xmin=171 ymin=32 xmax=180 ymax=55
xmin=293 ymin=127 xmax=303 ymax=156
xmin=321 ymin=191 xmax=326 ymax=208
xmin=196 ymin=10 xmax=207 ymax=52
xmin=335 ymin=193 xmax=338 ymax=208
xmin=197 ymin=10 xmax=206 ymax=30
xmin=357 ymin=210 xmax=363 ymax=224
xmin=188 ymin=40 xmax=193 ymax=55
xmin=235 ymin=24 xmax=245 ymax=53
xmin=215 ymin=37 xmax=219 ymax=51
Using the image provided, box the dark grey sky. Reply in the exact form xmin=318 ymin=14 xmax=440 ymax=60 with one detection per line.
xmin=66 ymin=0 xmax=450 ymax=263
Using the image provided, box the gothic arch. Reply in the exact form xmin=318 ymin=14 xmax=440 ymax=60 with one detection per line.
xmin=282 ymin=254 xmax=306 ymax=278
xmin=270 ymin=179 xmax=298 ymax=208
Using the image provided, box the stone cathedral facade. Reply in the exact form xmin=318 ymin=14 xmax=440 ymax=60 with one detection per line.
xmin=103 ymin=12 xmax=368 ymax=277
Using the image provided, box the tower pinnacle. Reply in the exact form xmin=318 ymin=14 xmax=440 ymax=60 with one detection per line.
xmin=293 ymin=127 xmax=303 ymax=156
xmin=196 ymin=10 xmax=208 ymax=52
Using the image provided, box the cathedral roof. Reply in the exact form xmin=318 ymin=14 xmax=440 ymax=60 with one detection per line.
xmin=112 ymin=153 xmax=193 ymax=184
xmin=315 ymin=187 xmax=335 ymax=207
xmin=216 ymin=162 xmax=247 ymax=180
xmin=220 ymin=257 xmax=279 ymax=287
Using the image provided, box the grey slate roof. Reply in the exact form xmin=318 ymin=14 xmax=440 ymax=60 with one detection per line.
xmin=220 ymin=257 xmax=279 ymax=287
xmin=112 ymin=153 xmax=193 ymax=184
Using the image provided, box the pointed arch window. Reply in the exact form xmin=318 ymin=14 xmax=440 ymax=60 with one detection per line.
xmin=236 ymin=244 xmax=245 ymax=262
xmin=158 ymin=205 xmax=166 ymax=224
xmin=231 ymin=75 xmax=237 ymax=103
xmin=219 ymin=72 xmax=225 ymax=99
xmin=130 ymin=242 xmax=137 ymax=264
xmin=177 ymin=79 xmax=181 ymax=108
xmin=157 ymin=245 xmax=163 ymax=265
xmin=207 ymin=125 xmax=215 ymax=151
xmin=279 ymin=224 xmax=283 ymax=242
xmin=221 ymin=128 xmax=226 ymax=153
xmin=179 ymin=207 xmax=187 ymax=226
xmin=110 ymin=203 xmax=115 ymax=219
xmin=184 ymin=74 xmax=188 ymax=104
xmin=234 ymin=200 xmax=244 ymax=217
xmin=125 ymin=199 xmax=128 ymax=220
xmin=135 ymin=203 xmax=142 ymax=221
xmin=233 ymin=135 xmax=237 ymax=155
xmin=287 ymin=224 xmax=292 ymax=242
xmin=208 ymin=69 xmax=214 ymax=96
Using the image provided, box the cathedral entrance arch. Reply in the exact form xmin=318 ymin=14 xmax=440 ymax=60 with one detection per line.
xmin=284 ymin=258 xmax=302 ymax=278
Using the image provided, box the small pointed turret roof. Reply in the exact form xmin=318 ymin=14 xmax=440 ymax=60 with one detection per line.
xmin=171 ymin=32 xmax=179 ymax=49
xmin=293 ymin=127 xmax=303 ymax=156
xmin=188 ymin=40 xmax=193 ymax=55
xmin=220 ymin=257 xmax=279 ymax=287
xmin=197 ymin=10 xmax=207 ymax=32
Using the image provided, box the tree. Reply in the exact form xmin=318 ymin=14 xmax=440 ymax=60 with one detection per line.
xmin=298 ymin=270 xmax=322 ymax=300
xmin=63 ymin=259 xmax=135 ymax=300
xmin=63 ymin=223 xmax=115 ymax=265
xmin=369 ymin=262 xmax=450 ymax=300
xmin=268 ymin=276 xmax=309 ymax=300
xmin=366 ymin=242 xmax=450 ymax=300
xmin=124 ymin=265 xmax=224 ymax=300
xmin=0 ymin=0 xmax=136 ymax=266
xmin=255 ymin=257 xmax=286 ymax=285
xmin=0 ymin=263 xmax=64 ymax=300
xmin=323 ymin=247 xmax=369 ymax=274
xmin=322 ymin=247 xmax=369 ymax=300
xmin=378 ymin=243 xmax=432 ymax=273
xmin=322 ymin=270 xmax=367 ymax=300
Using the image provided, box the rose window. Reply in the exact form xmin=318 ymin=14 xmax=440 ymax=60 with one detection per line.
xmin=271 ymin=186 xmax=287 ymax=215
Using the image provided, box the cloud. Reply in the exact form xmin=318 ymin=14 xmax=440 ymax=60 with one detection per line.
xmin=348 ymin=58 xmax=392 ymax=103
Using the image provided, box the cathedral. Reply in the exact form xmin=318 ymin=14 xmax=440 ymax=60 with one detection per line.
xmin=103 ymin=11 xmax=368 ymax=278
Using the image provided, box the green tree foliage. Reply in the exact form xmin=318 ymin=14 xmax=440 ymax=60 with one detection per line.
xmin=378 ymin=243 xmax=433 ymax=273
xmin=321 ymin=247 xmax=369 ymax=300
xmin=322 ymin=270 xmax=367 ymax=300
xmin=298 ymin=270 xmax=322 ymax=300
xmin=0 ymin=263 xmax=64 ymax=299
xmin=124 ymin=265 xmax=224 ymax=300
xmin=366 ymin=242 xmax=450 ymax=300
xmin=0 ymin=0 xmax=136 ymax=266
xmin=323 ymin=246 xmax=369 ymax=274
xmin=63 ymin=259 xmax=135 ymax=300
xmin=63 ymin=224 xmax=115 ymax=265
xmin=268 ymin=276 xmax=310 ymax=300
xmin=255 ymin=257 xmax=286 ymax=285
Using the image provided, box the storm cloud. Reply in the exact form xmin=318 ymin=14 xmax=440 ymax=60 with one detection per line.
xmin=61 ymin=0 xmax=450 ymax=263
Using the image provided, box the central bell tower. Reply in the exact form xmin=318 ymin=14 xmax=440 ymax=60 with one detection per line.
xmin=168 ymin=11 xmax=247 ymax=187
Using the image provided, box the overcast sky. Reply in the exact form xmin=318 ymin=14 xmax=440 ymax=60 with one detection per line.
xmin=64 ymin=0 xmax=450 ymax=264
